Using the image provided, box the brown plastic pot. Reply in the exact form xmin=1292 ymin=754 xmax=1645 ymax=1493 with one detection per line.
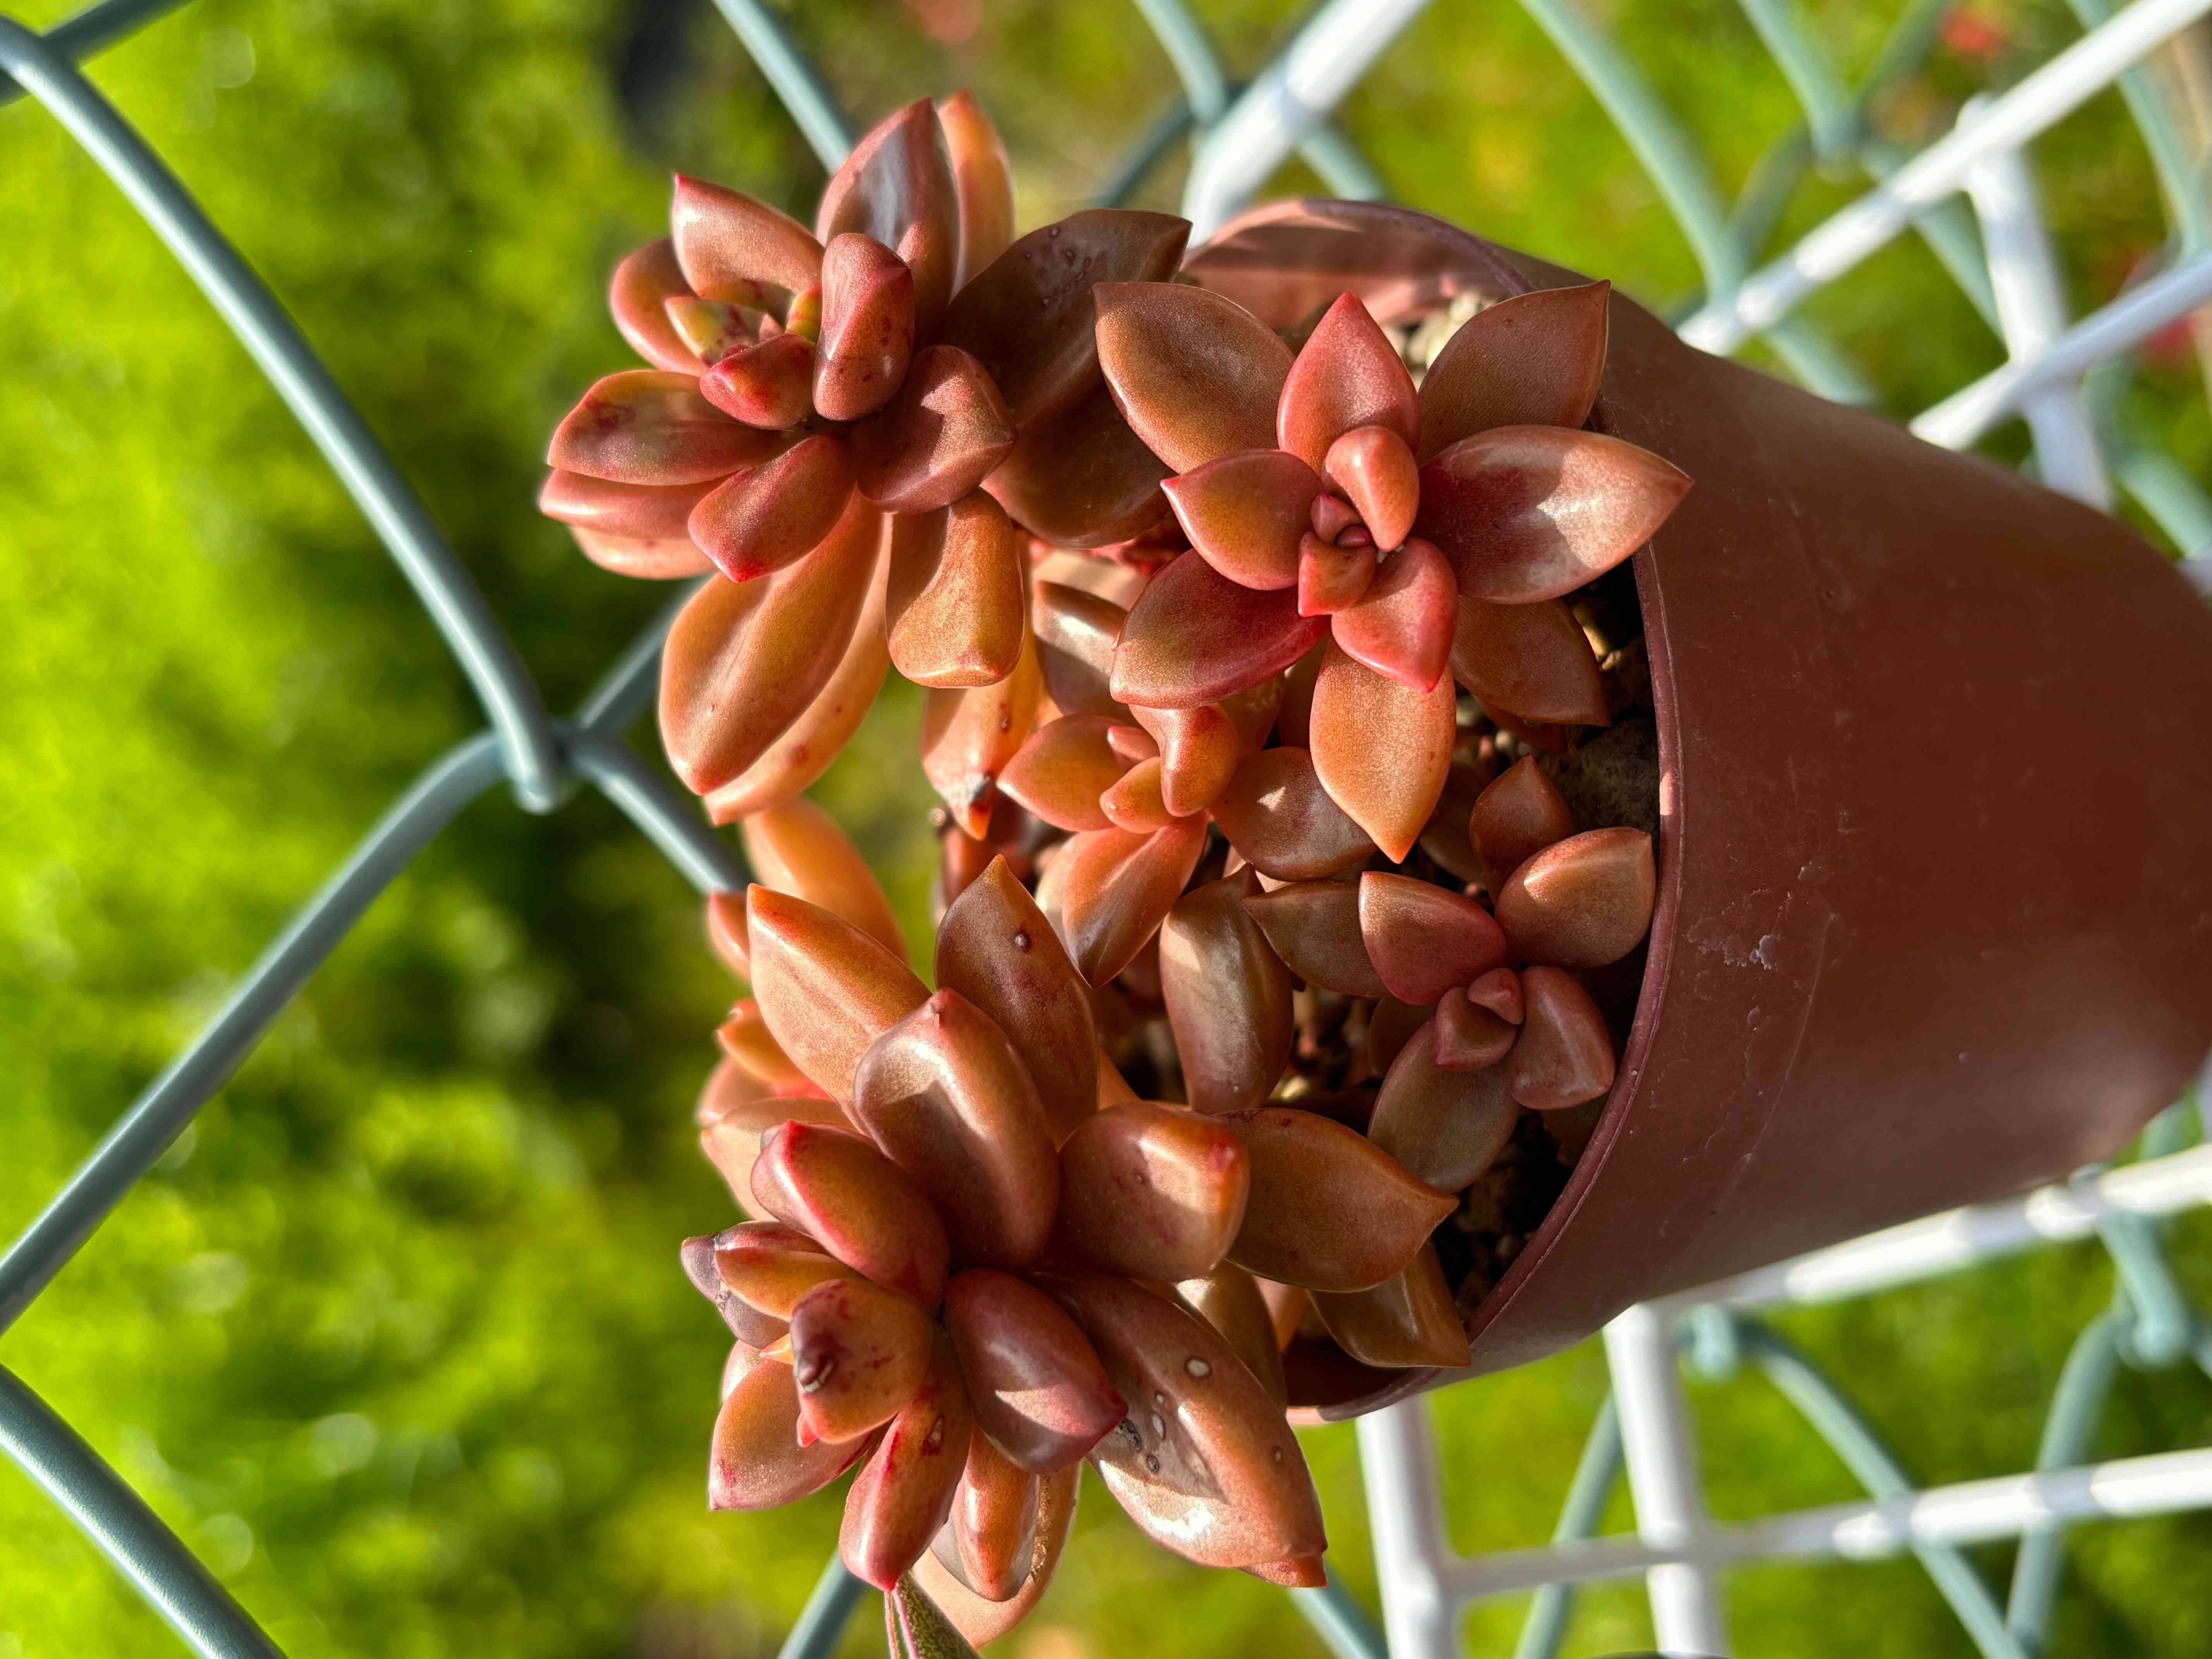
xmin=1185 ymin=201 xmax=2212 ymax=1415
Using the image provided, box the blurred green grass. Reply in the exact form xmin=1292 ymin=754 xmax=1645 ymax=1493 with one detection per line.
xmin=2 ymin=0 xmax=2209 ymax=1656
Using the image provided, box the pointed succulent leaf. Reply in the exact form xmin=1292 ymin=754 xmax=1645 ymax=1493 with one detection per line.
xmin=981 ymin=378 xmax=1173 ymax=549
xmin=1032 ymin=582 xmax=1127 ymax=719
xmin=814 ymin=233 xmax=917 ymax=422
xmin=1094 ymin=282 xmax=1294 ymax=472
xmin=1310 ymin=639 xmax=1456 ymax=863
xmin=752 ymin=1122 xmax=951 ymax=1307
xmin=1451 ymin=594 xmax=1609 ymax=726
xmin=1240 ymin=880 xmax=1386 ymax=998
xmin=548 ymin=370 xmax=773 ymax=487
xmin=921 ymin=619 xmax=1044 ymax=837
xmin=817 ymin=100 xmax=961 ymax=332
xmin=682 ymin=1230 xmax=790 ymax=1345
xmin=1415 ymin=426 xmax=1692 ymax=603
xmin=942 ymin=1269 xmax=1125 ymax=1473
xmin=1218 ymin=677 xmax=1285 ymax=752
xmin=1163 ymin=449 xmax=1321 ymax=591
xmin=1495 ymin=827 xmax=1656 ymax=969
xmin=787 ymin=1274 xmax=936 ymax=1442
xmin=1245 ymin=1556 xmax=1329 ymax=1588
xmin=852 ymin=345 xmax=1016 ymax=514
xmin=1371 ymin=1018 xmax=1520 ymax=1190
xmin=886 ymin=1574 xmax=987 ymax=1659
xmin=699 ymin=332 xmax=816 ymax=430
xmin=610 ymin=237 xmax=702 ymax=372
xmin=1415 ymin=762 xmax=1493 ymax=885
xmin=709 ymin=1221 xmax=864 ymax=1320
xmin=1278 ymin=293 xmax=1419 ymax=471
xmin=1098 ymin=756 xmax=1175 ymax=833
xmin=1211 ymin=747 xmax=1374 ymax=881
xmin=1367 ymin=995 xmax=1427 ymax=1075
xmin=746 ymin=886 xmax=929 ymax=1106
xmin=1057 ymin=815 xmax=1209 ymax=987
xmin=1173 ymin=1265 xmax=1289 ymax=1407
xmin=1309 ymin=1244 xmax=1471 ymax=1368
xmin=888 ymin=491 xmax=1026 ymax=688
xmin=663 ymin=294 xmax=758 ymax=367
xmin=996 ymin=713 xmax=1127 ymax=832
xmin=940 ymin=211 xmax=1190 ymax=426
xmin=1418 ymin=281 xmax=1611 ymax=459
xmin=717 ymin=999 xmax=809 ymax=1090
xmin=1357 ymin=872 xmax=1510 ymax=1006
xmin=661 ymin=496 xmax=878 ymax=792
xmin=1433 ymin=987 xmax=1518 ymax=1070
xmin=1130 ymin=702 xmax=1241 ymax=817
xmin=1296 ymin=533 xmax=1375 ymax=615
xmin=1465 ymin=965 xmax=1524 ymax=1024
xmin=540 ymin=469 xmax=712 ymax=541
xmin=1468 ymin=756 xmax=1575 ymax=898
xmin=687 ymin=434 xmax=857 ymax=583
xmin=568 ymin=525 xmax=712 ymax=580
xmin=709 ymin=1341 xmax=867 ymax=1509
xmin=840 ymin=1334 xmax=975 ymax=1590
xmin=1106 ymin=723 xmax=1158 ymax=764
xmin=741 ymin=796 xmax=908 ymax=963
xmin=1056 ymin=1103 xmax=1251 ymax=1280
xmin=785 ymin=283 xmax=823 ymax=342
xmin=1508 ymin=967 xmax=1618 ymax=1110
xmin=1160 ymin=871 xmax=1295 ymax=1116
xmin=1110 ymin=550 xmax=1329 ymax=710
xmin=1217 ymin=1105 xmax=1456 ymax=1291
xmin=938 ymin=91 xmax=1013 ymax=287
xmin=1331 ymin=538 xmax=1456 ymax=691
xmin=854 ymin=990 xmax=1060 ymax=1267
xmin=706 ymin=889 xmax=752 ymax=978
xmin=672 ymin=174 xmax=823 ymax=302
xmin=910 ymin=1466 xmax=1079 ymax=1648
xmin=946 ymin=1434 xmax=1038 ymax=1604
xmin=699 ymin=1081 xmax=843 ymax=1216
xmin=1322 ymin=424 xmax=1420 ymax=552
xmin=1045 ymin=1273 xmax=1326 ymax=1570
xmin=934 ymin=857 xmax=1100 ymax=1145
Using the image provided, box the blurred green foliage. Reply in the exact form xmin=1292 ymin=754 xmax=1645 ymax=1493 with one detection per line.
xmin=2 ymin=1 xmax=2210 ymax=1656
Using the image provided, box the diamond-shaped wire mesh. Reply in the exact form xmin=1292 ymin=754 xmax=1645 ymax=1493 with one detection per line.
xmin=4 ymin=3 xmax=2210 ymax=1657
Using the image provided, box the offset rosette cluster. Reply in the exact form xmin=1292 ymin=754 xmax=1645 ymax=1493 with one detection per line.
xmin=686 ymin=810 xmax=1462 ymax=1644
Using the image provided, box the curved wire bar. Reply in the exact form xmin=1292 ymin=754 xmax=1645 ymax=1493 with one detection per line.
xmin=0 ymin=0 xmax=190 ymax=107
xmin=774 ymin=1558 xmax=867 ymax=1659
xmin=2004 ymin=1314 xmax=2123 ymax=1652
xmin=1292 ymin=1572 xmax=1391 ymax=1659
xmin=566 ymin=727 xmax=748 ymax=896
xmin=1511 ymin=1395 xmax=1623 ymax=1659
xmin=0 ymin=1365 xmax=287 ymax=1659
xmin=703 ymin=0 xmax=853 ymax=172
xmin=0 ymin=733 xmax=508 ymax=1336
xmin=0 ymin=18 xmax=564 ymax=810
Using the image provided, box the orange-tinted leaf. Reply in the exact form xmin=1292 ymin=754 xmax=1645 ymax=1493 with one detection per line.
xmin=1507 ymin=967 xmax=1618 ymax=1110
xmin=1057 ymin=816 xmax=1208 ymax=987
xmin=1297 ymin=532 xmax=1376 ymax=616
xmin=1218 ymin=1105 xmax=1456 ymax=1291
xmin=717 ymin=998 xmax=808 ymax=1090
xmin=682 ymin=1230 xmax=791 ymax=1345
xmin=942 ymin=1269 xmax=1124 ymax=1473
xmin=698 ymin=1079 xmax=843 ymax=1216
xmin=817 ymin=99 xmax=960 ymax=331
xmin=911 ymin=1465 xmax=1079 ymax=1647
xmin=1130 ymin=702 xmax=1241 ymax=817
xmin=996 ymin=713 xmax=1127 ymax=833
xmin=1240 ymin=879 xmax=1384 ymax=998
xmin=1371 ymin=1017 xmax=1520 ymax=1190
xmin=568 ymin=525 xmax=712 ymax=579
xmin=1160 ymin=871 xmax=1295 ymax=1116
xmin=1032 ymin=582 xmax=1127 ymax=718
xmin=938 ymin=91 xmax=1014 ymax=288
xmin=549 ymin=370 xmax=771 ymax=486
xmin=1468 ymin=756 xmax=1574 ymax=898
xmin=815 ymin=233 xmax=916 ymax=423
xmin=1310 ymin=639 xmax=1456 ymax=862
xmin=920 ymin=618 xmax=1044 ymax=837
xmin=1331 ymin=538 xmax=1455 ymax=691
xmin=1495 ymin=827 xmax=1656 ymax=968
xmin=673 ymin=174 xmax=823 ymax=301
xmin=539 ymin=469 xmax=712 ymax=541
xmin=1465 ymin=965 xmax=1524 ymax=1024
xmin=1173 ymin=1264 xmax=1289 ymax=1407
xmin=1163 ymin=448 xmax=1320 ymax=591
xmin=663 ymin=294 xmax=758 ymax=367
xmin=1418 ymin=281 xmax=1611 ymax=459
xmin=840 ymin=1334 xmax=974 ymax=1589
xmin=688 ymin=434 xmax=856 ymax=583
xmin=1357 ymin=872 xmax=1510 ymax=1006
xmin=753 ymin=1121 xmax=951 ymax=1307
xmin=852 ymin=345 xmax=1015 ymax=514
xmin=888 ymin=491 xmax=1025 ymax=688
xmin=1098 ymin=756 xmax=1176 ymax=833
xmin=1110 ymin=550 xmax=1329 ymax=711
xmin=981 ymin=378 xmax=1172 ymax=549
xmin=1309 ymin=1244 xmax=1471 ymax=1367
xmin=1056 ymin=1103 xmax=1251 ymax=1279
xmin=947 ymin=1434 xmax=1037 ymax=1603
xmin=1278 ymin=293 xmax=1418 ymax=471
xmin=708 ymin=1220 xmax=864 ymax=1320
xmin=787 ymin=1274 xmax=936 ymax=1442
xmin=740 ymin=796 xmax=908 ymax=963
xmin=709 ymin=1342 xmax=866 ymax=1509
xmin=747 ymin=886 xmax=929 ymax=1104
xmin=1451 ymin=594 xmax=1609 ymax=726
xmin=1322 ymin=424 xmax=1420 ymax=553
xmin=1211 ymin=746 xmax=1375 ymax=881
xmin=610 ymin=236 xmax=701 ymax=373
xmin=1095 ymin=282 xmax=1293 ymax=472
xmin=699 ymin=331 xmax=816 ymax=430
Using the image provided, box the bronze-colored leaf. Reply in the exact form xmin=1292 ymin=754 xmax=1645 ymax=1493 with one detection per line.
xmin=682 ymin=1229 xmax=790 ymax=1345
xmin=816 ymin=99 xmax=960 ymax=331
xmin=698 ymin=331 xmax=816 ymax=430
xmin=1370 ymin=1017 xmax=1520 ymax=1190
xmin=815 ymin=233 xmax=917 ymax=423
xmin=888 ymin=491 xmax=1025 ymax=688
xmin=698 ymin=1077 xmax=843 ymax=1216
xmin=708 ymin=1220 xmax=864 ymax=1321
xmin=539 ymin=469 xmax=712 ymax=541
xmin=1094 ymin=282 xmax=1294 ymax=472
xmin=942 ymin=1268 xmax=1125 ymax=1473
xmin=1057 ymin=816 xmax=1209 ymax=987
xmin=673 ymin=174 xmax=823 ymax=302
xmin=1045 ymin=1274 xmax=1325 ymax=1570
xmin=688 ymin=434 xmax=857 ymax=583
xmin=920 ymin=618 xmax=1044 ymax=838
xmin=1309 ymin=639 xmax=1456 ymax=862
xmin=1415 ymin=426 xmax=1692 ymax=603
xmin=938 ymin=91 xmax=1014 ymax=288
xmin=706 ymin=889 xmax=752 ymax=978
xmin=548 ymin=370 xmax=773 ymax=487
xmin=1163 ymin=448 xmax=1321 ymax=591
xmin=746 ymin=885 xmax=929 ymax=1105
xmin=1210 ymin=747 xmax=1375 ymax=881
xmin=1098 ymin=756 xmax=1177 ymax=833
xmin=740 ymin=795 xmax=908 ymax=963
xmin=1241 ymin=879 xmax=1387 ymax=998
xmin=1357 ymin=871 xmax=1510 ymax=1006
xmin=1130 ymin=702 xmax=1241 ymax=817
xmin=1309 ymin=1244 xmax=1471 ymax=1368
xmin=709 ymin=1342 xmax=866 ymax=1510
xmin=753 ymin=1121 xmax=951 ymax=1307
xmin=1433 ymin=987 xmax=1518 ymax=1070
xmin=982 ymin=378 xmax=1172 ymax=549
xmin=852 ymin=345 xmax=1016 ymax=514
xmin=1322 ymin=423 xmax=1421 ymax=553
xmin=567 ymin=525 xmax=713 ymax=580
xmin=1111 ymin=549 xmax=1329 ymax=711
xmin=1296 ymin=532 xmax=1376 ymax=615
xmin=910 ymin=1467 xmax=1079 ymax=1648
xmin=1160 ymin=871 xmax=1295 ymax=1115
xmin=1032 ymin=581 xmax=1127 ymax=718
xmin=1277 ymin=293 xmax=1419 ymax=471
xmin=1507 ymin=966 xmax=1619 ymax=1110
xmin=840 ymin=1333 xmax=975 ymax=1590
xmin=947 ymin=1435 xmax=1037 ymax=1603
xmin=1217 ymin=1105 xmax=1456 ymax=1291
xmin=1367 ymin=995 xmax=1427 ymax=1076
xmin=1465 ymin=965 xmax=1524 ymax=1024
xmin=1331 ymin=538 xmax=1456 ymax=691
xmin=609 ymin=237 xmax=701 ymax=373
xmin=1418 ymin=281 xmax=1611 ymax=460
xmin=1415 ymin=760 xmax=1494 ymax=885
xmin=996 ymin=713 xmax=1127 ymax=833
xmin=854 ymin=990 xmax=1061 ymax=1268
xmin=1056 ymin=1102 xmax=1251 ymax=1279
xmin=1467 ymin=756 xmax=1574 ymax=898
xmin=1495 ymin=826 xmax=1656 ymax=968
xmin=1451 ymin=593 xmax=1608 ymax=727
xmin=716 ymin=998 xmax=808 ymax=1090
xmin=1173 ymin=1264 xmax=1290 ymax=1407
xmin=787 ymin=1274 xmax=936 ymax=1442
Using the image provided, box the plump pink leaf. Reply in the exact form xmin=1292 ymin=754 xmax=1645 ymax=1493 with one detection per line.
xmin=910 ymin=1466 xmax=1079 ymax=1647
xmin=1451 ymin=594 xmax=1609 ymax=726
xmin=745 ymin=886 xmax=929 ymax=1106
xmin=1465 ymin=965 xmax=1524 ymax=1024
xmin=1163 ymin=449 xmax=1321 ymax=591
xmin=1159 ymin=871 xmax=1296 ymax=1116
xmin=815 ymin=233 xmax=917 ymax=423
xmin=921 ymin=622 xmax=1044 ymax=837
xmin=1209 ymin=747 xmax=1374 ymax=881
xmin=1296 ymin=533 xmax=1376 ymax=616
xmin=1468 ymin=755 xmax=1574 ymax=898
xmin=1357 ymin=871 xmax=1510 ymax=1006
xmin=1507 ymin=966 xmax=1618 ymax=1110
xmin=786 ymin=1273 xmax=936 ymax=1442
xmin=1278 ymin=294 xmax=1418 ymax=471
xmin=687 ymin=434 xmax=856 ymax=583
xmin=1309 ymin=639 xmax=1456 ymax=862
xmin=663 ymin=294 xmax=758 ymax=367
xmin=709 ymin=1343 xmax=867 ymax=1510
xmin=945 ymin=1432 xmax=1038 ymax=1604
xmin=1322 ymin=424 xmax=1420 ymax=553
xmin=1032 ymin=582 xmax=1128 ymax=719
xmin=740 ymin=795 xmax=908 ymax=963
xmin=717 ymin=998 xmax=809 ymax=1091
xmin=1094 ymin=282 xmax=1294 ymax=473
xmin=816 ymin=99 xmax=961 ymax=331
xmin=938 ymin=90 xmax=1015 ymax=288
xmin=610 ymin=237 xmax=703 ymax=372
xmin=1110 ymin=550 xmax=1328 ymax=710
xmin=1240 ymin=879 xmax=1387 ymax=998
xmin=1097 ymin=756 xmax=1176 ymax=833
xmin=673 ymin=174 xmax=823 ymax=301
xmin=840 ymin=1334 xmax=974 ymax=1590
xmin=540 ymin=469 xmax=712 ymax=541
xmin=996 ymin=713 xmax=1128 ymax=833
xmin=1330 ymin=538 xmax=1455 ymax=691
xmin=1418 ymin=281 xmax=1611 ymax=459
xmin=1494 ymin=826 xmax=1656 ymax=968
xmin=1308 ymin=1244 xmax=1471 ymax=1368
xmin=699 ymin=332 xmax=816 ymax=431
xmin=567 ymin=525 xmax=712 ymax=580
xmin=698 ymin=1085 xmax=843 ymax=1219
xmin=981 ymin=379 xmax=1172 ymax=549
xmin=1432 ymin=986 xmax=1518 ymax=1070
xmin=1056 ymin=816 xmax=1209 ymax=987
xmin=852 ymin=344 xmax=1015 ymax=514
xmin=1129 ymin=702 xmax=1242 ymax=817
xmin=887 ymin=491 xmax=1026 ymax=689
xmin=1056 ymin=1102 xmax=1251 ymax=1280
xmin=942 ymin=1269 xmax=1125 ymax=1473
xmin=1218 ymin=1105 xmax=1456 ymax=1292
xmin=1173 ymin=1265 xmax=1290 ymax=1408
xmin=1415 ymin=426 xmax=1692 ymax=603
xmin=1371 ymin=1018 xmax=1521 ymax=1191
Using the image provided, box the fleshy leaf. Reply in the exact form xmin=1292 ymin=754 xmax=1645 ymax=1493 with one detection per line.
xmin=709 ymin=1343 xmax=867 ymax=1510
xmin=1044 ymin=1274 xmax=1325 ymax=1570
xmin=1277 ymin=293 xmax=1419 ymax=471
xmin=717 ymin=999 xmax=808 ymax=1090
xmin=1415 ymin=426 xmax=1692 ymax=603
xmin=996 ymin=713 xmax=1128 ymax=833
xmin=1357 ymin=871 xmax=1510 ymax=1006
xmin=1056 ymin=816 xmax=1209 ymax=987
xmin=981 ymin=378 xmax=1172 ymax=549
xmin=1159 ymin=871 xmax=1295 ymax=1116
xmin=1322 ymin=424 xmax=1420 ymax=553
xmin=1309 ymin=639 xmax=1456 ymax=862
xmin=664 ymin=294 xmax=758 ymax=367
xmin=921 ymin=620 xmax=1044 ymax=837
xmin=816 ymin=99 xmax=960 ymax=331
xmin=548 ymin=370 xmax=771 ymax=486
xmin=672 ymin=174 xmax=823 ymax=302
xmin=1309 ymin=1245 xmax=1472 ymax=1368
xmin=947 ymin=1435 xmax=1037 ymax=1604
xmin=568 ymin=525 xmax=713 ymax=580
xmin=687 ymin=433 xmax=857 ymax=583
xmin=1240 ymin=879 xmax=1387 ymax=998
xmin=659 ymin=495 xmax=878 ymax=793
xmin=938 ymin=91 xmax=1014 ymax=288
xmin=1331 ymin=538 xmax=1455 ymax=691
xmin=746 ymin=886 xmax=929 ymax=1106
xmin=815 ymin=233 xmax=917 ymax=423
xmin=740 ymin=796 xmax=908 ymax=963
xmin=1098 ymin=756 xmax=1175 ymax=833
xmin=699 ymin=332 xmax=816 ymax=431
xmin=1451 ymin=594 xmax=1609 ymax=726
xmin=888 ymin=491 xmax=1026 ymax=688
xmin=1468 ymin=756 xmax=1575 ymax=898
xmin=609 ymin=237 xmax=702 ymax=373
xmin=1466 ymin=965 xmax=1524 ymax=1024
xmin=1173 ymin=1265 xmax=1290 ymax=1407
xmin=1296 ymin=533 xmax=1376 ymax=616
xmin=1433 ymin=987 xmax=1518 ymax=1070
xmin=1507 ymin=967 xmax=1618 ymax=1110
xmin=753 ymin=1121 xmax=951 ymax=1308
xmin=942 ymin=1269 xmax=1125 ymax=1473
xmin=1032 ymin=582 xmax=1128 ymax=718
xmin=910 ymin=1466 xmax=1079 ymax=1648
xmin=1210 ymin=747 xmax=1375 ymax=881
xmin=706 ymin=889 xmax=751 ymax=977
xmin=1495 ymin=827 xmax=1657 ymax=969
xmin=539 ymin=470 xmax=712 ymax=541
xmin=854 ymin=991 xmax=1061 ymax=1268
xmin=1094 ymin=282 xmax=1294 ymax=473
xmin=1056 ymin=1102 xmax=1250 ymax=1280
xmin=852 ymin=345 xmax=1016 ymax=514
xmin=840 ymin=1333 xmax=974 ymax=1590
xmin=683 ymin=1230 xmax=791 ymax=1345
xmin=1217 ymin=1106 xmax=1456 ymax=1291
xmin=787 ymin=1274 xmax=936 ymax=1442
xmin=1418 ymin=281 xmax=1611 ymax=459
xmin=1110 ymin=550 xmax=1329 ymax=710
xmin=699 ymin=1083 xmax=843 ymax=1217
xmin=1130 ymin=702 xmax=1240 ymax=817
xmin=1370 ymin=1018 xmax=1520 ymax=1190
xmin=1163 ymin=449 xmax=1321 ymax=591
xmin=708 ymin=1221 xmax=863 ymax=1321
